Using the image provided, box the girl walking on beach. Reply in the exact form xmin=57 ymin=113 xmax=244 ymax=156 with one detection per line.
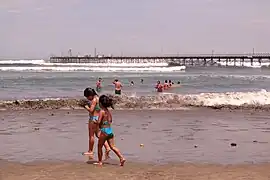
xmin=96 ymin=95 xmax=126 ymax=166
xmin=83 ymin=88 xmax=111 ymax=159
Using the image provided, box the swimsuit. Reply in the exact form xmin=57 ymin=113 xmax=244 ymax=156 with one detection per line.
xmin=89 ymin=115 xmax=98 ymax=123
xmin=100 ymin=119 xmax=114 ymax=140
xmin=96 ymin=86 xmax=102 ymax=92
xmin=88 ymin=98 xmax=101 ymax=122
xmin=115 ymin=89 xmax=121 ymax=95
xmin=157 ymin=85 xmax=163 ymax=92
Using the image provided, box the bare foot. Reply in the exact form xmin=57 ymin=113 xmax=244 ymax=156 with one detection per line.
xmin=93 ymin=162 xmax=103 ymax=166
xmin=120 ymin=158 xmax=126 ymax=166
xmin=83 ymin=152 xmax=94 ymax=159
xmin=104 ymin=150 xmax=111 ymax=161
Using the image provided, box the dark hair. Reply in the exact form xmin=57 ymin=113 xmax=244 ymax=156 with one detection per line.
xmin=165 ymin=80 xmax=168 ymax=83
xmin=115 ymin=79 xmax=118 ymax=82
xmin=169 ymin=80 xmax=171 ymax=83
xmin=84 ymin=87 xmax=98 ymax=97
xmin=99 ymin=95 xmax=114 ymax=109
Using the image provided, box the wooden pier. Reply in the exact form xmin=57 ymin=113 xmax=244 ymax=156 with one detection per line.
xmin=49 ymin=53 xmax=270 ymax=67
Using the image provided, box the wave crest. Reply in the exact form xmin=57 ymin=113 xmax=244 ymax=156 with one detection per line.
xmin=1 ymin=90 xmax=270 ymax=110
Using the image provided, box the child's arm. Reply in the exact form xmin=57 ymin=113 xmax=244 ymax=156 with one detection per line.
xmin=84 ymin=98 xmax=97 ymax=113
xmin=97 ymin=110 xmax=104 ymax=124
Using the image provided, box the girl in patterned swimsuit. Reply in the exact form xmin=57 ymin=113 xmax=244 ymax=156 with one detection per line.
xmin=83 ymin=88 xmax=111 ymax=159
xmin=96 ymin=95 xmax=126 ymax=166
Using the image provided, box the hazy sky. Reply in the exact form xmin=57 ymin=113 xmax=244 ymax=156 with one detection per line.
xmin=1 ymin=0 xmax=270 ymax=59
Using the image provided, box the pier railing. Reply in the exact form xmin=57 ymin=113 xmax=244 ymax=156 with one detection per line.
xmin=49 ymin=53 xmax=270 ymax=67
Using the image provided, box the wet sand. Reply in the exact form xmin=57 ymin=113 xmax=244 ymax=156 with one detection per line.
xmin=1 ymin=108 xmax=270 ymax=179
xmin=1 ymin=160 xmax=270 ymax=180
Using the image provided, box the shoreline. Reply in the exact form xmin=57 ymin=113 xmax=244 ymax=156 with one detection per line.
xmin=1 ymin=92 xmax=270 ymax=111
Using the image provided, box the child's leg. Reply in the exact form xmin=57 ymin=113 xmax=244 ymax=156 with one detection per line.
xmin=84 ymin=122 xmax=96 ymax=158
xmin=95 ymin=128 xmax=111 ymax=160
xmin=97 ymin=132 xmax=107 ymax=165
xmin=107 ymin=137 xmax=126 ymax=166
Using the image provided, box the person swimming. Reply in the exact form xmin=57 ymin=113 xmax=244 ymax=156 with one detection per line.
xmin=155 ymin=80 xmax=163 ymax=92
xmin=168 ymin=80 xmax=173 ymax=87
xmin=164 ymin=80 xmax=169 ymax=90
xmin=140 ymin=79 xmax=144 ymax=84
xmin=96 ymin=95 xmax=126 ymax=166
xmin=96 ymin=78 xmax=102 ymax=92
xmin=113 ymin=79 xmax=122 ymax=95
xmin=82 ymin=88 xmax=111 ymax=159
xmin=130 ymin=81 xmax=134 ymax=86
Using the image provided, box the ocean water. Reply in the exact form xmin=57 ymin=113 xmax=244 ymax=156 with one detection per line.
xmin=1 ymin=59 xmax=270 ymax=108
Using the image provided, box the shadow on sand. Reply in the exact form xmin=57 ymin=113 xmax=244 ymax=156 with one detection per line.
xmin=86 ymin=160 xmax=120 ymax=166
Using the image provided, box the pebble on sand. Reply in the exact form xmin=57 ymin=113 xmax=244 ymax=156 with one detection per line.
xmin=140 ymin=144 xmax=144 ymax=147
xmin=230 ymin=143 xmax=237 ymax=147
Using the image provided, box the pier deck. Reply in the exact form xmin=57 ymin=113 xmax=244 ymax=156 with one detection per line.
xmin=50 ymin=54 xmax=270 ymax=67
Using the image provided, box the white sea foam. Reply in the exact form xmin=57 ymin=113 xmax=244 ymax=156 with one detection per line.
xmin=216 ymin=61 xmax=270 ymax=68
xmin=0 ymin=66 xmax=186 ymax=72
xmin=183 ymin=89 xmax=270 ymax=107
xmin=0 ymin=59 xmax=169 ymax=67
xmin=114 ymin=89 xmax=270 ymax=109
xmin=0 ymin=59 xmax=45 ymax=64
xmin=0 ymin=59 xmax=187 ymax=72
xmin=1 ymin=90 xmax=270 ymax=110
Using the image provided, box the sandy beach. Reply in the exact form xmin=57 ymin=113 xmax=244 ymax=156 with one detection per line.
xmin=1 ymin=108 xmax=270 ymax=179
xmin=1 ymin=160 xmax=270 ymax=180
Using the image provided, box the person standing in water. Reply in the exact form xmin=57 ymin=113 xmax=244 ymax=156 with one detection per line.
xmin=96 ymin=95 xmax=126 ymax=166
xmin=140 ymin=79 xmax=144 ymax=84
xmin=96 ymin=78 xmax=102 ymax=93
xmin=168 ymin=80 xmax=173 ymax=87
xmin=163 ymin=80 xmax=169 ymax=90
xmin=82 ymin=88 xmax=111 ymax=159
xmin=155 ymin=80 xmax=163 ymax=92
xmin=113 ymin=79 xmax=122 ymax=95
xmin=130 ymin=81 xmax=134 ymax=86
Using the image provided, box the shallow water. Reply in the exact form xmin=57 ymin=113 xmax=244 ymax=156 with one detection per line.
xmin=1 ymin=109 xmax=270 ymax=164
xmin=1 ymin=67 xmax=270 ymax=100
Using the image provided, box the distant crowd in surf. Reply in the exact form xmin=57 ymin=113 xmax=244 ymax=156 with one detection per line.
xmin=95 ymin=77 xmax=181 ymax=95
xmin=155 ymin=80 xmax=181 ymax=93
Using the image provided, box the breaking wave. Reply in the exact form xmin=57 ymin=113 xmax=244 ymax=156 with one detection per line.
xmin=1 ymin=90 xmax=270 ymax=111
xmin=216 ymin=61 xmax=270 ymax=68
xmin=0 ymin=59 xmax=185 ymax=72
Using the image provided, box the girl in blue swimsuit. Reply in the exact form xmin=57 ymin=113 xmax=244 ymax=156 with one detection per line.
xmin=96 ymin=95 xmax=126 ymax=166
xmin=83 ymin=88 xmax=111 ymax=159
